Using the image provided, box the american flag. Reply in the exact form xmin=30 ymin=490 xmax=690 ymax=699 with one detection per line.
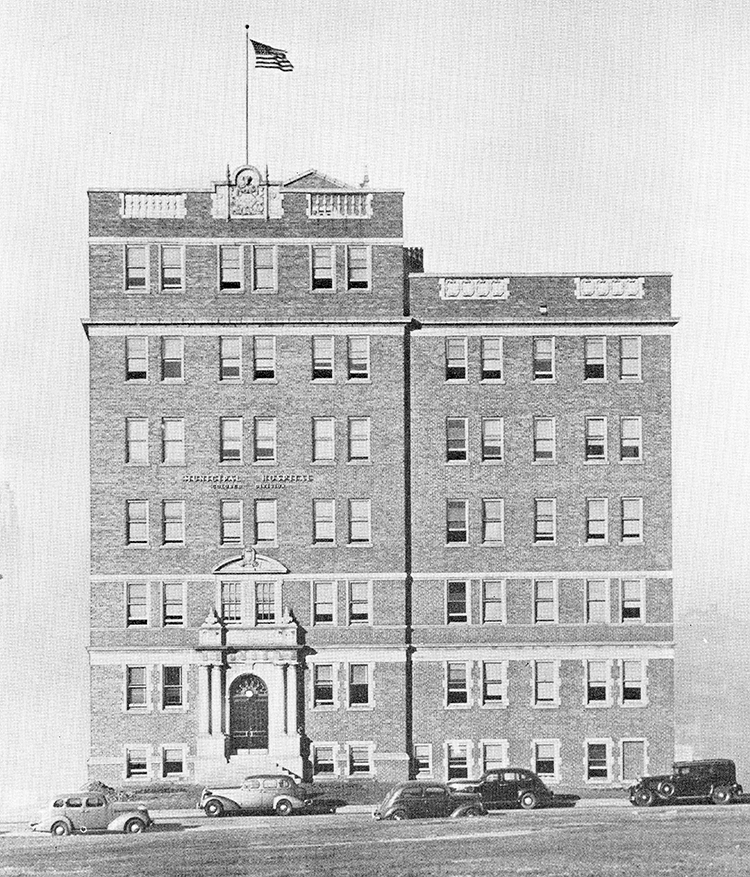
xmin=251 ymin=40 xmax=294 ymax=72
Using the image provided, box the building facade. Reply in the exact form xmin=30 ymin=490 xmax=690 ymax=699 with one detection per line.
xmin=86 ymin=165 xmax=676 ymax=789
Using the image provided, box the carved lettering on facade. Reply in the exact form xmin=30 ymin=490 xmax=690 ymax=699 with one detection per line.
xmin=439 ymin=277 xmax=510 ymax=300
xmin=575 ymin=277 xmax=645 ymax=299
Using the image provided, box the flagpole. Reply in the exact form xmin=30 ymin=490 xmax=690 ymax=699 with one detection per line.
xmin=245 ymin=24 xmax=250 ymax=165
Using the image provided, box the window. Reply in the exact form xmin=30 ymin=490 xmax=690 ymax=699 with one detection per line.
xmin=126 ymin=500 xmax=148 ymax=545
xmin=126 ymin=418 xmax=148 ymax=464
xmin=160 ymin=246 xmax=183 ymax=291
xmin=254 ymin=499 xmax=277 ymax=545
xmin=483 ymin=743 xmax=507 ymax=772
xmin=161 ymin=418 xmax=185 ymax=464
xmin=482 ymin=580 xmax=505 ymax=623
xmin=621 ymin=498 xmax=643 ymax=542
xmin=414 ymin=744 xmax=433 ymax=778
xmin=220 ymin=337 xmax=242 ymax=381
xmin=446 ymin=580 xmax=468 ymax=624
xmin=220 ymin=581 xmax=242 ymax=624
xmin=125 ymin=245 xmax=148 ymax=290
xmin=621 ymin=580 xmax=643 ymax=622
xmin=161 ymin=337 xmax=184 ymax=381
xmin=622 ymin=660 xmax=644 ymax=702
xmin=534 ymin=580 xmax=557 ymax=623
xmin=446 ymin=662 xmax=468 ymax=705
xmin=584 ymin=337 xmax=606 ymax=380
xmin=586 ymin=498 xmax=608 ymax=543
xmin=348 ymin=665 xmax=370 ymax=706
xmin=482 ymin=662 xmax=505 ymax=705
xmin=481 ymin=418 xmax=504 ymax=462
xmin=126 ymin=336 xmax=148 ymax=381
xmin=219 ymin=245 xmax=242 ymax=291
xmin=587 ymin=661 xmax=608 ymax=703
xmin=126 ymin=583 xmax=148 ymax=626
xmin=125 ymin=748 xmax=148 ymax=778
xmin=312 ymin=336 xmax=334 ymax=380
xmin=313 ymin=500 xmax=335 ymax=544
xmin=348 ymin=581 xmax=371 ymax=624
xmin=220 ymin=499 xmax=243 ymax=545
xmin=162 ymin=747 xmax=184 ymax=777
xmin=253 ymin=246 xmax=276 ymax=293
xmin=348 ymin=745 xmax=372 ymax=775
xmin=481 ymin=337 xmax=503 ymax=380
xmin=446 ymin=499 xmax=468 ymax=544
xmin=312 ymin=418 xmax=335 ymax=462
xmin=313 ymin=744 xmax=335 ymax=774
xmin=620 ymin=336 xmax=642 ymax=380
xmin=347 ymin=336 xmax=370 ymax=380
xmin=162 ymin=500 xmax=184 ymax=544
xmin=585 ymin=417 xmax=607 ymax=461
xmin=586 ymin=742 xmax=609 ymax=780
xmin=162 ymin=582 xmax=185 ymax=626
xmin=446 ymin=742 xmax=469 ymax=779
xmin=482 ymin=499 xmax=504 ymax=544
xmin=534 ymin=742 xmax=557 ymax=778
xmin=313 ymin=665 xmax=334 ymax=707
xmin=586 ymin=579 xmax=609 ymax=623
xmin=533 ymin=417 xmax=555 ymax=461
xmin=347 ymin=246 xmax=369 ymax=290
xmin=446 ymin=418 xmax=468 ymax=462
xmin=445 ymin=337 xmax=467 ymax=380
xmin=253 ymin=418 xmax=276 ymax=463
xmin=533 ymin=337 xmax=555 ymax=380
xmin=534 ymin=498 xmax=556 ymax=543
xmin=254 ymin=581 xmax=276 ymax=624
xmin=348 ymin=418 xmax=370 ymax=462
xmin=534 ymin=661 xmax=556 ymax=705
xmin=348 ymin=499 xmax=371 ymax=544
xmin=311 ymin=246 xmax=334 ymax=290
xmin=313 ymin=581 xmax=335 ymax=624
xmin=162 ymin=666 xmax=183 ymax=707
xmin=620 ymin=417 xmax=642 ymax=461
xmin=126 ymin=666 xmax=147 ymax=709
xmin=253 ymin=337 xmax=276 ymax=380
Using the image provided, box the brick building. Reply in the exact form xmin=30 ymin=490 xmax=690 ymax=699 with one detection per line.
xmin=85 ymin=165 xmax=676 ymax=789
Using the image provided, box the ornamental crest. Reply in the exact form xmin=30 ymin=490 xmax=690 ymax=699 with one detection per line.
xmin=211 ymin=165 xmax=284 ymax=219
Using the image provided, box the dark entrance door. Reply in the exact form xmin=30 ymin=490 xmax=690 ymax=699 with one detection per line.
xmin=229 ymin=675 xmax=269 ymax=752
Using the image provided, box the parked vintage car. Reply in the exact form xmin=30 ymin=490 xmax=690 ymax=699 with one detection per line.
xmin=199 ymin=774 xmax=311 ymax=817
xmin=629 ymin=758 xmax=743 ymax=807
xmin=448 ymin=767 xmax=554 ymax=810
xmin=30 ymin=792 xmax=154 ymax=836
xmin=373 ymin=782 xmax=485 ymax=820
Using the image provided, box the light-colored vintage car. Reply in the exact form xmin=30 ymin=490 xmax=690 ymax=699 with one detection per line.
xmin=199 ymin=774 xmax=311 ymax=817
xmin=30 ymin=792 xmax=154 ymax=836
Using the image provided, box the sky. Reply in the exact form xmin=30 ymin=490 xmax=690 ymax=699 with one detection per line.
xmin=1 ymin=0 xmax=749 ymax=813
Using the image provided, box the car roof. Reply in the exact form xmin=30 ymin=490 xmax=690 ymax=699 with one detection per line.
xmin=673 ymin=759 xmax=735 ymax=767
xmin=243 ymin=774 xmax=289 ymax=780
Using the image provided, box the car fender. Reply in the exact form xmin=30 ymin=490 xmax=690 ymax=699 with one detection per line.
xmin=272 ymin=795 xmax=299 ymax=811
xmin=205 ymin=795 xmax=243 ymax=813
xmin=106 ymin=811 xmax=146 ymax=832
xmin=449 ymin=802 xmax=486 ymax=818
xmin=45 ymin=816 xmax=73 ymax=834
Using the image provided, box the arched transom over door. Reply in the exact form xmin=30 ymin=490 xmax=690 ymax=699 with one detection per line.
xmin=229 ymin=674 xmax=269 ymax=752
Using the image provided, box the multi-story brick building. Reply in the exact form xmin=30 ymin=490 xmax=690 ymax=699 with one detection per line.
xmin=85 ymin=164 xmax=676 ymax=789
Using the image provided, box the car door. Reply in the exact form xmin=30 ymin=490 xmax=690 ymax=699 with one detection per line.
xmin=497 ymin=771 xmax=520 ymax=806
xmin=424 ymin=786 xmax=451 ymax=818
xmin=400 ymin=786 xmax=424 ymax=818
xmin=481 ymin=773 xmax=502 ymax=808
xmin=64 ymin=796 xmax=85 ymax=830
xmin=238 ymin=778 xmax=262 ymax=809
xmin=83 ymin=796 xmax=110 ymax=830
xmin=261 ymin=778 xmax=279 ymax=811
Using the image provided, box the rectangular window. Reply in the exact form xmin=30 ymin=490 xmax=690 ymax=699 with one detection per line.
xmin=125 ymin=749 xmax=148 ymax=778
xmin=481 ymin=418 xmax=504 ymax=462
xmin=482 ymin=662 xmax=505 ymax=705
xmin=584 ymin=337 xmax=606 ymax=380
xmin=622 ymin=661 xmax=644 ymax=702
xmin=220 ymin=337 xmax=242 ymax=381
xmin=348 ymin=418 xmax=371 ymax=462
xmin=446 ymin=662 xmax=468 ymax=705
xmin=160 ymin=246 xmax=183 ymax=290
xmin=483 ymin=743 xmax=507 ymax=772
xmin=533 ymin=337 xmax=555 ymax=380
xmin=621 ymin=498 xmax=643 ymax=542
xmin=445 ymin=337 xmax=467 ymax=380
xmin=254 ymin=499 xmax=277 ymax=545
xmin=253 ymin=418 xmax=276 ymax=463
xmin=587 ymin=742 xmax=609 ymax=780
xmin=482 ymin=499 xmax=504 ymax=544
xmin=348 ymin=745 xmax=372 ymax=775
xmin=312 ymin=418 xmax=335 ymax=462
xmin=125 ymin=336 xmax=148 ymax=381
xmin=585 ymin=417 xmax=607 ymax=461
xmin=620 ymin=336 xmax=642 ymax=381
xmin=126 ymin=500 xmax=148 ymax=545
xmin=446 ymin=742 xmax=469 ymax=779
xmin=347 ymin=336 xmax=370 ymax=380
xmin=253 ymin=245 xmax=276 ymax=293
xmin=220 ymin=581 xmax=242 ymax=624
xmin=586 ymin=498 xmax=608 ymax=543
xmin=254 ymin=581 xmax=276 ymax=624
xmin=620 ymin=417 xmax=642 ymax=461
xmin=348 ymin=581 xmax=371 ymax=624
xmin=161 ymin=418 xmax=185 ymax=464
xmin=162 ymin=666 xmax=183 ymax=707
xmin=311 ymin=246 xmax=334 ymax=290
xmin=253 ymin=336 xmax=276 ymax=380
xmin=313 ymin=581 xmax=335 ymax=624
xmin=482 ymin=580 xmax=505 ymax=623
xmin=446 ymin=499 xmax=468 ymax=544
xmin=162 ymin=500 xmax=185 ymax=545
xmin=348 ymin=499 xmax=371 ymax=544
xmin=481 ymin=337 xmax=503 ymax=380
xmin=534 ymin=661 xmax=556 ymax=704
xmin=313 ymin=500 xmax=335 ymax=544
xmin=586 ymin=579 xmax=609 ymax=623
xmin=348 ymin=665 xmax=370 ymax=706
xmin=446 ymin=580 xmax=468 ymax=624
xmin=219 ymin=245 xmax=242 ymax=291
xmin=312 ymin=336 xmax=334 ymax=380
xmin=162 ymin=747 xmax=184 ymax=777
xmin=446 ymin=418 xmax=468 ymax=462
xmin=162 ymin=582 xmax=185 ymax=626
xmin=125 ymin=245 xmax=147 ymax=290
xmin=126 ymin=666 xmax=147 ymax=709
xmin=587 ymin=661 xmax=608 ymax=703
xmin=161 ymin=337 xmax=184 ymax=381
xmin=220 ymin=499 xmax=243 ymax=546
xmin=414 ymin=744 xmax=432 ymax=778
xmin=126 ymin=583 xmax=148 ymax=626
xmin=313 ymin=745 xmax=335 ymax=774
xmin=313 ymin=666 xmax=334 ymax=707
xmin=347 ymin=245 xmax=369 ymax=290
xmin=126 ymin=418 xmax=148 ymax=464
xmin=621 ymin=580 xmax=643 ymax=622
xmin=534 ymin=498 xmax=556 ymax=543
xmin=534 ymin=742 xmax=557 ymax=778
xmin=533 ymin=417 xmax=555 ymax=461
xmin=534 ymin=580 xmax=557 ymax=623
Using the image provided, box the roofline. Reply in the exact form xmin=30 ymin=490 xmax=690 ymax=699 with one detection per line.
xmin=412 ymin=272 xmax=673 ymax=278
xmin=87 ymin=187 xmax=403 ymax=195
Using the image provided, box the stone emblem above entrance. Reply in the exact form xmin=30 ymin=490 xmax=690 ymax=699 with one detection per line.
xmin=211 ymin=165 xmax=284 ymax=219
xmin=212 ymin=547 xmax=288 ymax=575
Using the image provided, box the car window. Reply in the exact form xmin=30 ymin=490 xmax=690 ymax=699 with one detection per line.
xmin=503 ymin=772 xmax=521 ymax=782
xmin=262 ymin=779 xmax=278 ymax=789
xmin=66 ymin=797 xmax=83 ymax=808
xmin=85 ymin=797 xmax=104 ymax=807
xmin=425 ymin=787 xmax=446 ymax=797
xmin=53 ymin=799 xmax=65 ymax=808
xmin=401 ymin=788 xmax=422 ymax=798
xmin=245 ymin=779 xmax=261 ymax=789
xmin=485 ymin=773 xmax=500 ymax=783
xmin=279 ymin=778 xmax=292 ymax=788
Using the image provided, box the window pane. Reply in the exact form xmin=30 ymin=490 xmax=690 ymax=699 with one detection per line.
xmin=447 ymin=580 xmax=468 ymax=623
xmin=482 ymin=418 xmax=503 ymax=461
xmin=347 ymin=336 xmax=370 ymax=379
xmin=481 ymin=337 xmax=503 ymax=380
xmin=533 ymin=338 xmax=554 ymax=379
xmin=482 ymin=499 xmax=504 ymax=543
xmin=254 ymin=246 xmax=275 ymax=291
xmin=314 ymin=581 xmax=335 ymax=623
xmin=313 ymin=500 xmax=335 ymax=543
xmin=446 ymin=338 xmax=467 ymax=380
xmin=446 ymin=418 xmax=467 ymax=461
xmin=349 ymin=499 xmax=371 ymax=543
xmin=312 ymin=336 xmax=334 ymax=380
xmin=254 ymin=337 xmax=276 ymax=379
xmin=446 ymin=500 xmax=468 ymax=543
xmin=126 ymin=337 xmax=148 ymax=380
xmin=220 ymin=245 xmax=242 ymax=290
xmin=254 ymin=499 xmax=276 ymax=544
xmin=348 ymin=418 xmax=371 ymax=461
xmin=220 ymin=499 xmax=243 ymax=545
xmin=313 ymin=418 xmax=335 ymax=461
xmin=254 ymin=418 xmax=276 ymax=462
xmin=483 ymin=580 xmax=504 ymax=622
xmin=312 ymin=246 xmax=333 ymax=289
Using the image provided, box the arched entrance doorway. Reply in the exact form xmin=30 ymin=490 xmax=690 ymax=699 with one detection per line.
xmin=229 ymin=674 xmax=269 ymax=752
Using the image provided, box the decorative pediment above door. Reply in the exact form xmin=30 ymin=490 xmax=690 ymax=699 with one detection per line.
xmin=212 ymin=547 xmax=288 ymax=576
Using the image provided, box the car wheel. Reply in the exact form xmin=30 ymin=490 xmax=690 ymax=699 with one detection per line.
xmin=633 ymin=788 xmax=656 ymax=807
xmin=275 ymin=799 xmax=293 ymax=817
xmin=464 ymin=806 xmax=484 ymax=818
xmin=124 ymin=818 xmax=145 ymax=834
xmin=657 ymin=781 xmax=676 ymax=800
xmin=712 ymin=786 xmax=734 ymax=805
xmin=204 ymin=799 xmax=224 ymax=818
xmin=519 ymin=792 xmax=538 ymax=811
xmin=50 ymin=821 xmax=70 ymax=837
xmin=390 ymin=809 xmax=407 ymax=821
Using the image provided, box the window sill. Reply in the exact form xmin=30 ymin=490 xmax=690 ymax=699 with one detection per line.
xmin=480 ymin=459 xmax=505 ymax=465
xmin=348 ymin=542 xmax=373 ymax=548
xmin=444 ymin=704 xmax=471 ymax=710
xmin=346 ymin=287 xmax=372 ymax=294
xmin=532 ymin=460 xmax=556 ymax=465
xmin=585 ymin=459 xmax=609 ymax=465
xmin=620 ymin=539 xmax=644 ymax=546
xmin=161 ymin=462 xmax=186 ymax=468
xmin=585 ymin=540 xmax=610 ymax=546
xmin=160 ymin=543 xmax=185 ymax=549
xmin=346 ymin=378 xmax=371 ymax=384
xmin=252 ymin=378 xmax=278 ymax=384
xmin=619 ymin=378 xmax=643 ymax=384
xmin=312 ymin=704 xmax=338 ymax=712
xmin=620 ymin=459 xmax=643 ymax=465
xmin=444 ymin=379 xmax=469 ymax=384
xmin=160 ymin=379 xmax=185 ymax=385
xmin=125 ymin=544 xmax=150 ymax=549
xmin=347 ymin=460 xmax=372 ymax=465
xmin=219 ymin=461 xmax=244 ymax=466
xmin=311 ymin=543 xmax=336 ymax=548
xmin=481 ymin=542 xmax=505 ymax=548
xmin=479 ymin=379 xmax=506 ymax=385
xmin=310 ymin=379 xmax=336 ymax=384
xmin=311 ymin=461 xmax=336 ymax=466
xmin=124 ymin=290 xmax=150 ymax=295
xmin=444 ymin=542 xmax=469 ymax=548
xmin=480 ymin=702 xmax=507 ymax=710
xmin=620 ymin=701 xmax=648 ymax=708
xmin=347 ymin=705 xmax=374 ymax=711
xmin=584 ymin=702 xmax=612 ymax=709
xmin=124 ymin=379 xmax=149 ymax=384
xmin=533 ymin=541 xmax=556 ymax=546
xmin=251 ymin=289 xmax=279 ymax=295
xmin=583 ymin=379 xmax=608 ymax=384
xmin=532 ymin=378 xmax=557 ymax=384
xmin=219 ymin=379 xmax=243 ymax=385
xmin=125 ymin=462 xmax=150 ymax=467
xmin=218 ymin=288 xmax=245 ymax=295
xmin=252 ymin=461 xmax=277 ymax=467
xmin=531 ymin=703 xmax=560 ymax=710
xmin=310 ymin=288 xmax=336 ymax=294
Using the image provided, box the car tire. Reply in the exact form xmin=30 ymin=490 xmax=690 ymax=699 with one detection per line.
xmin=124 ymin=818 xmax=146 ymax=834
xmin=657 ymin=781 xmax=676 ymax=800
xmin=464 ymin=806 xmax=484 ymax=818
xmin=519 ymin=792 xmax=538 ymax=811
xmin=50 ymin=821 xmax=71 ymax=837
xmin=390 ymin=809 xmax=407 ymax=821
xmin=204 ymin=799 xmax=224 ymax=818
xmin=633 ymin=788 xmax=656 ymax=807
xmin=712 ymin=786 xmax=734 ymax=805
xmin=275 ymin=800 xmax=293 ymax=817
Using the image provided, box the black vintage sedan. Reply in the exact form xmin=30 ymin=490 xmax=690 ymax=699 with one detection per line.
xmin=373 ymin=782 xmax=485 ymax=820
xmin=448 ymin=768 xmax=554 ymax=810
xmin=629 ymin=759 xmax=743 ymax=807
